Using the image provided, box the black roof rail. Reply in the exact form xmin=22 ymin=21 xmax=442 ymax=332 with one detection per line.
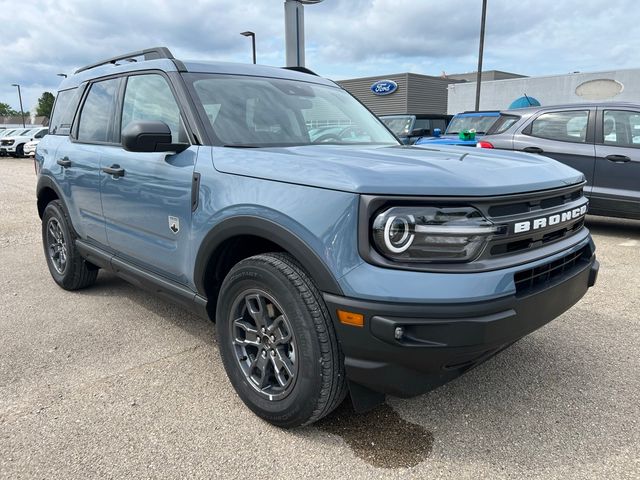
xmin=282 ymin=66 xmax=319 ymax=76
xmin=74 ymin=47 xmax=175 ymax=74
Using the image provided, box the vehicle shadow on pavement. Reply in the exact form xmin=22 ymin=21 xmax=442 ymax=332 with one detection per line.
xmin=73 ymin=271 xmax=216 ymax=346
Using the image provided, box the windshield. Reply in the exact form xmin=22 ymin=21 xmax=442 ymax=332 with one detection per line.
xmin=380 ymin=116 xmax=414 ymax=136
xmin=187 ymin=74 xmax=398 ymax=147
xmin=1 ymin=130 xmax=15 ymax=137
xmin=446 ymin=114 xmax=499 ymax=135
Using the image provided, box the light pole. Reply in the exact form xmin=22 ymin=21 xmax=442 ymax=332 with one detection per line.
xmin=284 ymin=0 xmax=324 ymax=68
xmin=240 ymin=31 xmax=256 ymax=64
xmin=11 ymin=84 xmax=25 ymax=128
xmin=474 ymin=0 xmax=488 ymax=111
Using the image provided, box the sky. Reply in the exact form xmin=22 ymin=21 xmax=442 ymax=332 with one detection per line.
xmin=1 ymin=0 xmax=638 ymax=114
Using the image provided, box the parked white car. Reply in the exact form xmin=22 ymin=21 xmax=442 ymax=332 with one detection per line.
xmin=0 ymin=127 xmax=48 ymax=157
xmin=23 ymin=140 xmax=40 ymax=157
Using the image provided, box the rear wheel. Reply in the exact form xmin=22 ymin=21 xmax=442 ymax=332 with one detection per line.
xmin=42 ymin=200 xmax=98 ymax=290
xmin=216 ymin=253 xmax=347 ymax=427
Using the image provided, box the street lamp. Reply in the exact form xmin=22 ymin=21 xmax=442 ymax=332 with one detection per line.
xmin=240 ymin=31 xmax=256 ymax=64
xmin=284 ymin=0 xmax=324 ymax=68
xmin=11 ymin=83 xmax=25 ymax=128
xmin=474 ymin=0 xmax=488 ymax=111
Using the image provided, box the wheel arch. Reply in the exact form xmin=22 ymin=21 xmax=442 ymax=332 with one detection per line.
xmin=36 ymin=176 xmax=64 ymax=219
xmin=194 ymin=216 xmax=344 ymax=316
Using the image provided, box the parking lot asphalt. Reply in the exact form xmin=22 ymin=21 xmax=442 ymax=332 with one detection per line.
xmin=1 ymin=156 xmax=638 ymax=479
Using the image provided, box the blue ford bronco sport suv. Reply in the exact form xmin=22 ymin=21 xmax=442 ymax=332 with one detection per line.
xmin=36 ymin=47 xmax=599 ymax=428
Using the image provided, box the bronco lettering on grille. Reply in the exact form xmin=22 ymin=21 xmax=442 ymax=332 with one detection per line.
xmin=513 ymin=204 xmax=588 ymax=234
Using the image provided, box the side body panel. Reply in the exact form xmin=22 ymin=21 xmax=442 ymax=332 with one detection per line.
xmin=100 ymin=146 xmax=199 ymax=284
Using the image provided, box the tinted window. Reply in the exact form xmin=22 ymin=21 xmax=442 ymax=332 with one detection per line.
xmin=603 ymin=110 xmax=640 ymax=147
xmin=49 ymin=88 xmax=81 ymax=135
xmin=34 ymin=129 xmax=48 ymax=139
xmin=77 ymin=79 xmax=119 ymax=143
xmin=121 ymin=74 xmax=185 ymax=143
xmin=529 ymin=110 xmax=589 ymax=143
xmin=446 ymin=114 xmax=499 ymax=134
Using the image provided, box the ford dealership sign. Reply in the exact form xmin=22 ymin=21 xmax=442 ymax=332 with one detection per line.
xmin=371 ymin=80 xmax=398 ymax=96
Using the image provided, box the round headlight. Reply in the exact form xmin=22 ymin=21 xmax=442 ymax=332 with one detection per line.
xmin=381 ymin=214 xmax=415 ymax=253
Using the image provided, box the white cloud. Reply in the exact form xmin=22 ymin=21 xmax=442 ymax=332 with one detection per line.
xmin=0 ymin=0 xmax=637 ymax=111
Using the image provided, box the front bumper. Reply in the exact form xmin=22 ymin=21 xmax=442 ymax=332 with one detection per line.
xmin=324 ymin=246 xmax=598 ymax=399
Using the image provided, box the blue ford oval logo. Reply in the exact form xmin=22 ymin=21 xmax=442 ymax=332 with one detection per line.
xmin=371 ymin=80 xmax=398 ymax=96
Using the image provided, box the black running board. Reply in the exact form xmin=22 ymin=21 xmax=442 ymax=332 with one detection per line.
xmin=76 ymin=240 xmax=209 ymax=320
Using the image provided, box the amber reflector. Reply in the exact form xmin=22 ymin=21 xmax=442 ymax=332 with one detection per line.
xmin=337 ymin=310 xmax=364 ymax=327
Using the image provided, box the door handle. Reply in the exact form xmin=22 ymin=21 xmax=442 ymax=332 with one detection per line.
xmin=605 ymin=154 xmax=631 ymax=163
xmin=523 ymin=146 xmax=544 ymax=154
xmin=57 ymin=157 xmax=71 ymax=168
xmin=102 ymin=164 xmax=126 ymax=178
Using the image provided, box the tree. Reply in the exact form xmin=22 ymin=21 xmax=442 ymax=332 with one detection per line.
xmin=36 ymin=92 xmax=55 ymax=118
xmin=0 ymin=102 xmax=19 ymax=117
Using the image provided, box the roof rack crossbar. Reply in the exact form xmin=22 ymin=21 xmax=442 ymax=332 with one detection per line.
xmin=74 ymin=47 xmax=175 ymax=74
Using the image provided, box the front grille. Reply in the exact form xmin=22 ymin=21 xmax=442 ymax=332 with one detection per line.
xmin=478 ymin=184 xmax=587 ymax=259
xmin=1 ymin=139 xmax=14 ymax=146
xmin=488 ymin=188 xmax=582 ymax=217
xmin=514 ymin=246 xmax=589 ymax=295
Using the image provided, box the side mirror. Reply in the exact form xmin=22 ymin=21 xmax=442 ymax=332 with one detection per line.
xmin=122 ymin=121 xmax=188 ymax=153
xmin=410 ymin=128 xmax=430 ymax=137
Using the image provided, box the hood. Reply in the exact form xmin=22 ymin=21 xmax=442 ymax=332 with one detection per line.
xmin=212 ymin=144 xmax=585 ymax=196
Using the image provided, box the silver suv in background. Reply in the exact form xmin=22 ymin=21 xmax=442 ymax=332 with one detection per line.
xmin=478 ymin=103 xmax=640 ymax=220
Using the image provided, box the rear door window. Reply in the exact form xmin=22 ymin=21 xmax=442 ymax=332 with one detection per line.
xmin=77 ymin=78 xmax=120 ymax=143
xmin=602 ymin=110 xmax=640 ymax=147
xmin=527 ymin=110 xmax=589 ymax=143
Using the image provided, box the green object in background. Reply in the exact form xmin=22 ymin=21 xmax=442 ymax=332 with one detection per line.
xmin=458 ymin=129 xmax=476 ymax=141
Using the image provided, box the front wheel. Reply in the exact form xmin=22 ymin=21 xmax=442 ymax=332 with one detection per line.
xmin=216 ymin=253 xmax=347 ymax=427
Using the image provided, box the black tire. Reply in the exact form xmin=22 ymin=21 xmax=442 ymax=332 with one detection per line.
xmin=15 ymin=144 xmax=24 ymax=157
xmin=42 ymin=200 xmax=98 ymax=290
xmin=216 ymin=252 xmax=347 ymax=428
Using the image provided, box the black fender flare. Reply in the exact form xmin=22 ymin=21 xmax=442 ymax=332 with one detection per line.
xmin=36 ymin=175 xmax=66 ymax=218
xmin=193 ymin=216 xmax=344 ymax=297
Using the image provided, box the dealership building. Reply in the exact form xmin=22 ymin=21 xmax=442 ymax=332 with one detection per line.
xmin=337 ymin=67 xmax=640 ymax=116
xmin=447 ymin=68 xmax=640 ymax=113
xmin=336 ymin=70 xmax=524 ymax=116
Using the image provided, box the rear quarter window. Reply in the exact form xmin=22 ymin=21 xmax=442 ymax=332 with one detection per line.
xmin=487 ymin=115 xmax=520 ymax=134
xmin=49 ymin=88 xmax=83 ymax=136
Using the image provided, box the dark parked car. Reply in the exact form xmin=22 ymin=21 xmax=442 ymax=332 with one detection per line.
xmin=479 ymin=103 xmax=640 ymax=220
xmin=380 ymin=113 xmax=451 ymax=144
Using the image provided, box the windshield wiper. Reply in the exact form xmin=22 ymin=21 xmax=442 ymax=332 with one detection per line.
xmin=222 ymin=144 xmax=260 ymax=148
